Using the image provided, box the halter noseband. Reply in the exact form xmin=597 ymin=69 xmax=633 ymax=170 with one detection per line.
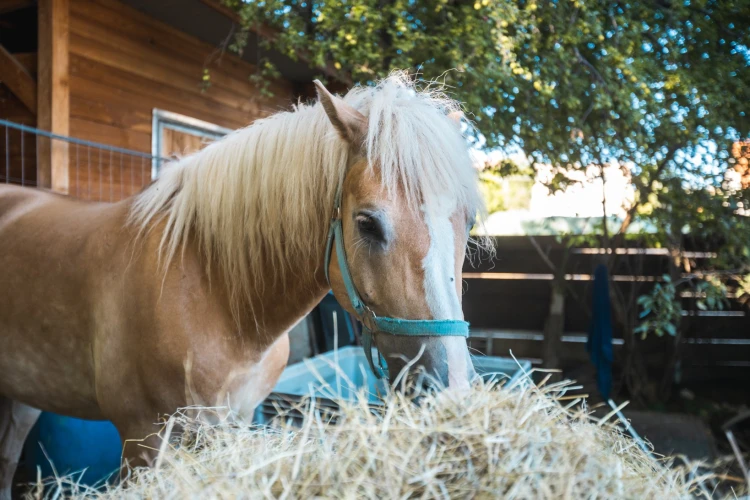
xmin=323 ymin=181 xmax=470 ymax=379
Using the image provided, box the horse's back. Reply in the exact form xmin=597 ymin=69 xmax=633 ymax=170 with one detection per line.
xmin=0 ymin=185 xmax=113 ymax=292
xmin=0 ymin=184 xmax=58 ymax=227
xmin=0 ymin=183 xmax=106 ymax=234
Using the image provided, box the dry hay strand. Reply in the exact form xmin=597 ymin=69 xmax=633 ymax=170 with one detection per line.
xmin=26 ymin=375 xmax=746 ymax=499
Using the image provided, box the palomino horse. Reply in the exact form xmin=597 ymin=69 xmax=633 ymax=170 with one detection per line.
xmin=0 ymin=74 xmax=485 ymax=495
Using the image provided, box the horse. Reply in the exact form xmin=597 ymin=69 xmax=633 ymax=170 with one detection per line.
xmin=0 ymin=73 xmax=486 ymax=496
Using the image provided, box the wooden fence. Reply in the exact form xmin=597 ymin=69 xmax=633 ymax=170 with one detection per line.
xmin=462 ymin=236 xmax=750 ymax=383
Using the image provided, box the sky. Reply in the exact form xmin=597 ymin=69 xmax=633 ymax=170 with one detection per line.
xmin=471 ymin=149 xmax=635 ymax=220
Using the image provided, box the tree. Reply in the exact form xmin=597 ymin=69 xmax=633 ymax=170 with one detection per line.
xmin=222 ymin=0 xmax=750 ymax=401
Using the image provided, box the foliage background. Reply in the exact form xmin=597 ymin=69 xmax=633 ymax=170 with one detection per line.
xmin=221 ymin=0 xmax=750 ymax=401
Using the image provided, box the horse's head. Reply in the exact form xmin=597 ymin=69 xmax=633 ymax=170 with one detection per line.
xmin=315 ymin=79 xmax=484 ymax=391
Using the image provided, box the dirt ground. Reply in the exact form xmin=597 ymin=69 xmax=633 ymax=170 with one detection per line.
xmin=563 ymin=363 xmax=750 ymax=463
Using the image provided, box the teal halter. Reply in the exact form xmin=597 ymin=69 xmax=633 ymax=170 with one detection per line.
xmin=324 ymin=182 xmax=470 ymax=379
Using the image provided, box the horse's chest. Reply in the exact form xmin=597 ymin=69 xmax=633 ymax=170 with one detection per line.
xmin=190 ymin=332 xmax=290 ymax=423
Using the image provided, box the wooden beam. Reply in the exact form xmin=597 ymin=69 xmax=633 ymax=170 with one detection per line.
xmin=0 ymin=0 xmax=35 ymax=15
xmin=13 ymin=52 xmax=37 ymax=75
xmin=37 ymin=0 xmax=69 ymax=193
xmin=0 ymin=44 xmax=37 ymax=113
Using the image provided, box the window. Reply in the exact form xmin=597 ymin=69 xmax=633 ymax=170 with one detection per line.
xmin=151 ymin=109 xmax=232 ymax=179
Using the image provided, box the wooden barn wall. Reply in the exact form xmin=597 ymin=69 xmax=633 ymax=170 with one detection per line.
xmin=0 ymin=52 xmax=37 ymax=186
xmin=67 ymin=0 xmax=296 ymax=201
xmin=462 ymin=236 xmax=750 ymax=383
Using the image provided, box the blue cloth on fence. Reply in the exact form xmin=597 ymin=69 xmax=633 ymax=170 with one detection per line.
xmin=587 ymin=264 xmax=614 ymax=400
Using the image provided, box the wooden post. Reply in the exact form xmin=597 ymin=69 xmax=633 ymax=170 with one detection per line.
xmin=542 ymin=280 xmax=565 ymax=371
xmin=37 ymin=0 xmax=69 ymax=193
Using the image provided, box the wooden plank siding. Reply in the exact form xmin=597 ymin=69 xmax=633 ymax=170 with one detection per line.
xmin=1 ymin=0 xmax=299 ymax=197
xmin=462 ymin=236 xmax=750 ymax=383
xmin=67 ymin=0 xmax=296 ymax=201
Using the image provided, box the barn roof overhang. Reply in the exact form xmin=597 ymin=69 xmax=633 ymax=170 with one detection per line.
xmin=118 ymin=0 xmax=343 ymax=87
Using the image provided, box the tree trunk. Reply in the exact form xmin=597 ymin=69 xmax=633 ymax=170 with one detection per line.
xmin=542 ymin=280 xmax=565 ymax=373
xmin=659 ymin=245 xmax=684 ymax=400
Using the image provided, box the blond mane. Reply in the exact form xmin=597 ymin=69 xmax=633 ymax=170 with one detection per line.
xmin=129 ymin=72 xmax=486 ymax=320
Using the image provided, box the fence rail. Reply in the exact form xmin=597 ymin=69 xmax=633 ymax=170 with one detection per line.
xmin=0 ymin=118 xmax=171 ymax=201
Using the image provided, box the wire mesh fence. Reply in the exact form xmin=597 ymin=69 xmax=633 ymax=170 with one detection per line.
xmin=0 ymin=118 xmax=171 ymax=202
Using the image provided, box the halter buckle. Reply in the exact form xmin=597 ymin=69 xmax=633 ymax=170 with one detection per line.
xmin=362 ymin=306 xmax=378 ymax=332
xmin=331 ymin=206 xmax=341 ymax=221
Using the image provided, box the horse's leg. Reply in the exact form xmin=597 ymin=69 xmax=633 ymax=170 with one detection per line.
xmin=115 ymin=420 xmax=167 ymax=480
xmin=0 ymin=397 xmax=40 ymax=500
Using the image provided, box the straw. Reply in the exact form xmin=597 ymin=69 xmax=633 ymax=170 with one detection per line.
xmin=25 ymin=378 xmax=745 ymax=499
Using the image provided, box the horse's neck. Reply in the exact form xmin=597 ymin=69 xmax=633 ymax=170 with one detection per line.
xmin=240 ymin=251 xmax=330 ymax=344
xmin=181 ymin=227 xmax=330 ymax=346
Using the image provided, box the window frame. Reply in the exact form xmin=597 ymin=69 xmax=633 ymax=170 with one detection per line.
xmin=151 ymin=109 xmax=233 ymax=179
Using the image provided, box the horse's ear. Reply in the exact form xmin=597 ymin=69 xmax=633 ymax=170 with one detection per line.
xmin=314 ymin=80 xmax=367 ymax=145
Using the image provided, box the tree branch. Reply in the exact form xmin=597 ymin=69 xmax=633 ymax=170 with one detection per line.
xmin=580 ymin=99 xmax=595 ymax=125
xmin=527 ymin=235 xmax=591 ymax=318
xmin=573 ymin=47 xmax=607 ymax=88
xmin=616 ymin=143 xmax=680 ymax=238
xmin=528 ymin=234 xmax=557 ymax=273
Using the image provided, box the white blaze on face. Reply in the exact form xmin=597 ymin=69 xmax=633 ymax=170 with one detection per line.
xmin=421 ymin=197 xmax=462 ymax=320
xmin=421 ymin=198 xmax=475 ymax=390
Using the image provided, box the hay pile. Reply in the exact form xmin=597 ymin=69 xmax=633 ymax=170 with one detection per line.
xmin=28 ymin=377 xmax=742 ymax=499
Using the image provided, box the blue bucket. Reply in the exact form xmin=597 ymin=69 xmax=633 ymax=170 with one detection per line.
xmin=23 ymin=412 xmax=122 ymax=488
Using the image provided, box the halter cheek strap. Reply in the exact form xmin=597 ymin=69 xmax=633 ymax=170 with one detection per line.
xmin=324 ymin=182 xmax=470 ymax=379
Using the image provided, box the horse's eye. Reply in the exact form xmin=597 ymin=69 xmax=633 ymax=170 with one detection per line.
xmin=356 ymin=213 xmax=384 ymax=242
